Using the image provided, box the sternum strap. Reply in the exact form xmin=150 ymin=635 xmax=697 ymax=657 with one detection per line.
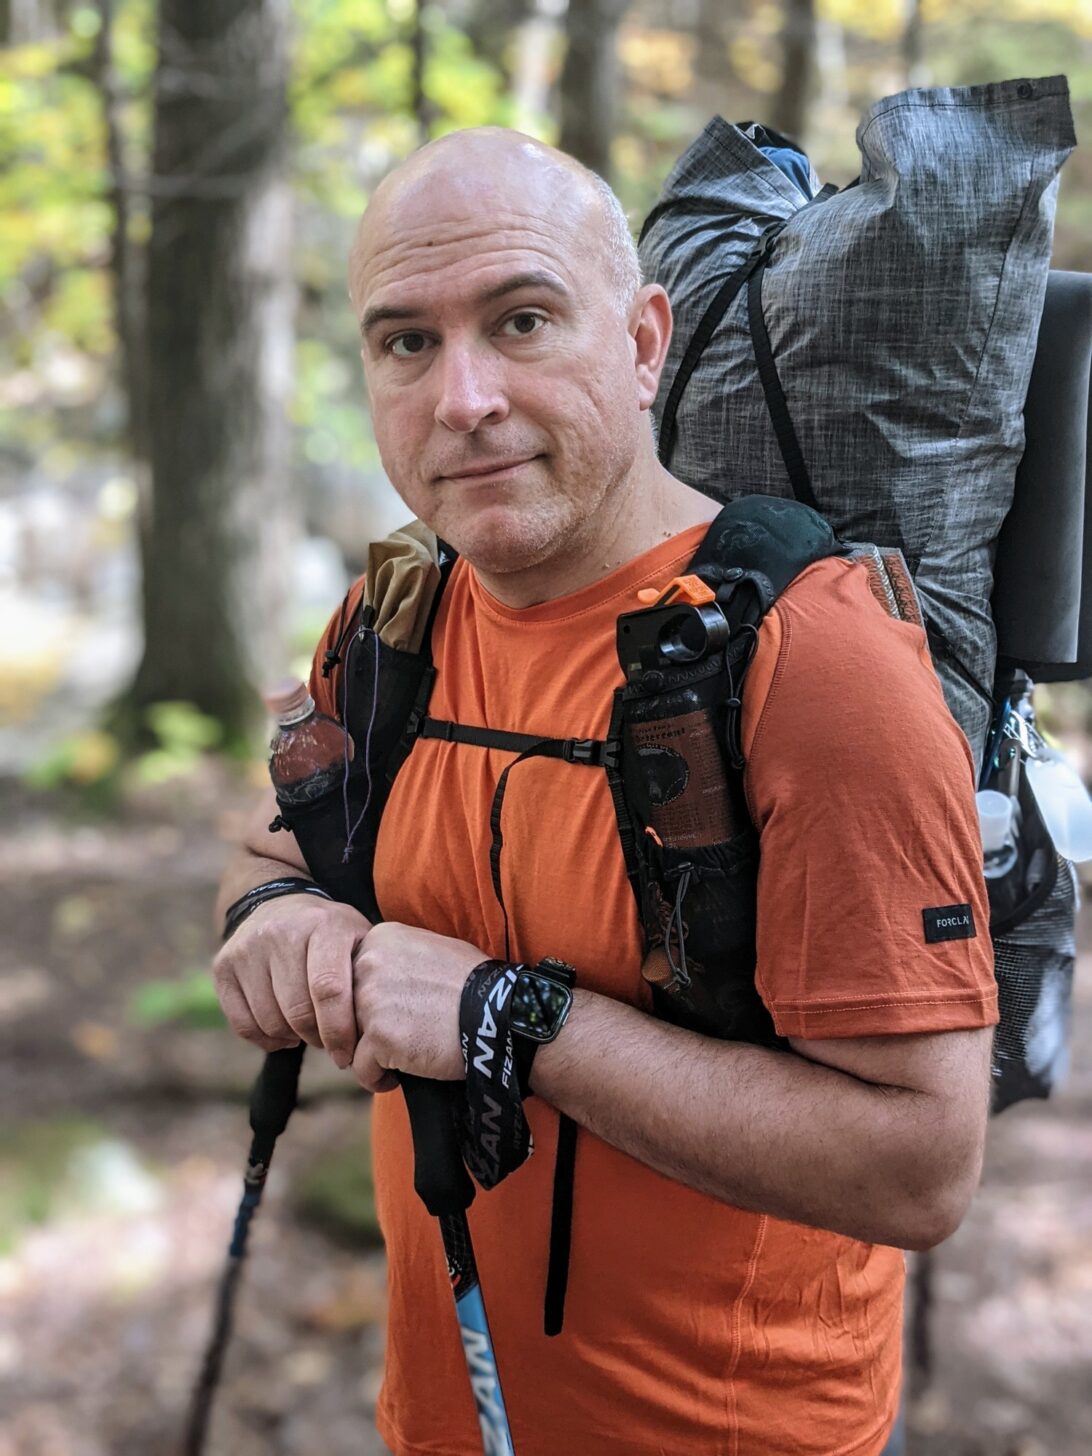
xmin=419 ymin=717 xmax=611 ymax=765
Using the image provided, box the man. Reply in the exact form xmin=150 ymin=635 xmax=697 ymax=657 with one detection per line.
xmin=214 ymin=128 xmax=998 ymax=1455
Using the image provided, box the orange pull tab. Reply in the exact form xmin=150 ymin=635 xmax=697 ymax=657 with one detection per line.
xmin=636 ymin=573 xmax=716 ymax=607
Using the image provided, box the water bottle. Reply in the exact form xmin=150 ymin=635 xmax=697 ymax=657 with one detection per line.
xmin=263 ymin=678 xmax=354 ymax=806
xmin=976 ymin=788 xmax=1019 ymax=879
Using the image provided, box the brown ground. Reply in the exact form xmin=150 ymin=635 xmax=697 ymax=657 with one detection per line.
xmin=1 ymin=762 xmax=1089 ymax=1456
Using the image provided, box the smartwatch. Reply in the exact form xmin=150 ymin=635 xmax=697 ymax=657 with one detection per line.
xmin=510 ymin=956 xmax=576 ymax=1094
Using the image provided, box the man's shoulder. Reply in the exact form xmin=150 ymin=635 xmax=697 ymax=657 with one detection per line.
xmin=741 ymin=553 xmax=962 ymax=770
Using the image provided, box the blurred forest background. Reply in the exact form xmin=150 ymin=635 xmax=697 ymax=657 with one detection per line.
xmin=1 ymin=2 xmax=1091 ymax=1454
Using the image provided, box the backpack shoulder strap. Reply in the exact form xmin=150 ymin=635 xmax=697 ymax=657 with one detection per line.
xmin=688 ymin=494 xmax=847 ymax=624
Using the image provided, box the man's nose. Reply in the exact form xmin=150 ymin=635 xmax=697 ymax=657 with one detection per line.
xmin=433 ymin=340 xmax=510 ymax=434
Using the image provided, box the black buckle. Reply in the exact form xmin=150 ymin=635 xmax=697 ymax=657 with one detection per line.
xmin=564 ymin=739 xmax=599 ymax=765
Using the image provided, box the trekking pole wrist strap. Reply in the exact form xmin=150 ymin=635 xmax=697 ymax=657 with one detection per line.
xmin=222 ymin=878 xmax=333 ymax=942
xmin=457 ymin=957 xmax=576 ymax=1190
xmin=459 ymin=960 xmax=531 ymax=1190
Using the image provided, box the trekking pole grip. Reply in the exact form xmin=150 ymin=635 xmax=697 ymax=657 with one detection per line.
xmin=400 ymin=1074 xmax=475 ymax=1217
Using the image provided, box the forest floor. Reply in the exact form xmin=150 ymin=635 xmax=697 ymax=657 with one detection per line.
xmin=1 ymin=760 xmax=1090 ymax=1456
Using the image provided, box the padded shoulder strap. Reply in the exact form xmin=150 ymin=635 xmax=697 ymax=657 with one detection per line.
xmin=686 ymin=494 xmax=846 ymax=617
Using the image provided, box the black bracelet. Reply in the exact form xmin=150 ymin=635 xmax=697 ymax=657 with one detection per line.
xmin=222 ymin=878 xmax=333 ymax=942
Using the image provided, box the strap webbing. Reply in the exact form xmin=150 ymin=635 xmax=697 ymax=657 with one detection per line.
xmin=420 ymin=717 xmax=610 ymax=765
xmin=746 ymin=261 xmax=821 ymax=513
xmin=544 ymin=1113 xmax=578 ymax=1337
xmin=603 ymin=689 xmax=640 ymax=905
xmin=656 ymin=223 xmax=788 ymax=469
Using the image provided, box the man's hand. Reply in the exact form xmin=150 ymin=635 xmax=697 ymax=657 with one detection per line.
xmin=350 ymin=922 xmax=485 ymax=1092
xmin=212 ymin=896 xmax=371 ymax=1067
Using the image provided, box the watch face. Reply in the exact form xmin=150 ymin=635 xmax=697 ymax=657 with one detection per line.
xmin=512 ymin=971 xmax=573 ymax=1043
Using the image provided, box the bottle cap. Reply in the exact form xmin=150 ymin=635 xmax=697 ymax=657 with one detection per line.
xmin=976 ymin=789 xmax=1014 ymax=853
xmin=261 ymin=678 xmax=314 ymax=723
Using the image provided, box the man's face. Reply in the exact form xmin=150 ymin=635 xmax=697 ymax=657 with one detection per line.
xmin=354 ymin=158 xmax=647 ymax=576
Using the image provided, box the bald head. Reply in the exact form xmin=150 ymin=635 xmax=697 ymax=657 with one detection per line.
xmin=348 ymin=128 xmax=641 ymax=319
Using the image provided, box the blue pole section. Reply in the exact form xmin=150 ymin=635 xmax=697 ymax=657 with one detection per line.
xmin=443 ymin=1210 xmax=515 ymax=1456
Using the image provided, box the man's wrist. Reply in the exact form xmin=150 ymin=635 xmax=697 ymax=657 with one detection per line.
xmin=221 ymin=877 xmax=333 ymax=942
xmin=525 ymin=986 xmax=601 ymax=1098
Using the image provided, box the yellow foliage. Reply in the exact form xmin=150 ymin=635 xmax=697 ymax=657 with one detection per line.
xmin=730 ymin=35 xmax=782 ymax=94
xmin=619 ymin=28 xmax=696 ymax=98
xmin=823 ymin=0 xmax=1092 ymax=40
xmin=65 ymin=732 xmax=122 ymax=786
xmin=2 ymin=43 xmax=59 ymax=80
xmin=819 ymin=0 xmax=905 ymax=42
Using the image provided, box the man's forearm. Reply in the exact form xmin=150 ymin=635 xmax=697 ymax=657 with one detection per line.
xmin=530 ymin=989 xmax=984 ymax=1251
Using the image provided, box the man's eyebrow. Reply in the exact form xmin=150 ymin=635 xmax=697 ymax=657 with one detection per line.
xmin=359 ymin=270 xmax=569 ymax=338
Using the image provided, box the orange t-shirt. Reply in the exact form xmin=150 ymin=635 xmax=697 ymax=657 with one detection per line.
xmin=309 ymin=525 xmax=997 ymax=1456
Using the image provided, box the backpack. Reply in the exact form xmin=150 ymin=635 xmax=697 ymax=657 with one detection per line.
xmin=635 ymin=78 xmax=1086 ymax=1114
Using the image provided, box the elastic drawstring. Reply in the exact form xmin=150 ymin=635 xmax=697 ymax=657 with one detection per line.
xmin=723 ymin=622 xmax=759 ymax=770
xmin=340 ymin=626 xmax=380 ymax=864
xmin=664 ymin=866 xmax=694 ymax=987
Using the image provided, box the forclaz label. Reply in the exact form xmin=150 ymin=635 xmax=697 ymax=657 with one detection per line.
xmin=922 ymin=902 xmax=977 ymax=944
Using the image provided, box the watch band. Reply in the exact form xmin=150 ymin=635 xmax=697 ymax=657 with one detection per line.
xmin=510 ymin=957 xmax=576 ymax=1095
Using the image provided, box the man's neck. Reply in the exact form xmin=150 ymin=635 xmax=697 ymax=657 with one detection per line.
xmin=473 ymin=464 xmax=720 ymax=610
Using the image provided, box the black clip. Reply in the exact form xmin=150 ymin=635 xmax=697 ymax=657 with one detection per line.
xmin=564 ymin=739 xmax=599 ymax=765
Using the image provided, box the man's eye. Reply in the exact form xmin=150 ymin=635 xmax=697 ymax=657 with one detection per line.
xmin=388 ymin=332 xmax=430 ymax=358
xmin=500 ymin=312 xmax=545 ymax=338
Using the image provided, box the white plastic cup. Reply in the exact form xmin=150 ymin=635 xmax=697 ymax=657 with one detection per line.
xmin=976 ymin=789 xmax=1015 ymax=854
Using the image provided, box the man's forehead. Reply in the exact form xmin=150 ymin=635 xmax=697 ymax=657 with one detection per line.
xmin=360 ymin=215 xmax=579 ymax=301
xmin=351 ymin=139 xmax=601 ymax=310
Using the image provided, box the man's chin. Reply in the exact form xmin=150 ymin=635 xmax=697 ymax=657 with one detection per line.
xmin=439 ymin=502 xmax=561 ymax=576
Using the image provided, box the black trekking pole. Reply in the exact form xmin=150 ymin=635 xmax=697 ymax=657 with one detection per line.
xmin=182 ymin=1042 xmax=305 ymax=1456
xmin=400 ymin=1075 xmax=516 ymax=1456
xmin=183 ymin=1054 xmax=515 ymax=1456
xmin=185 ymin=672 xmax=515 ymax=1453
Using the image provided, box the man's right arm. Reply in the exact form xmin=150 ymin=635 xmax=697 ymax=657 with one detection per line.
xmin=212 ymin=788 xmax=371 ymax=1068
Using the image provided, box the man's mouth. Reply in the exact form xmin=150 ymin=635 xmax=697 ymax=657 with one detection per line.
xmin=439 ymin=455 xmax=540 ymax=482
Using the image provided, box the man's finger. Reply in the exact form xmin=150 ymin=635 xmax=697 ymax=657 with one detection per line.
xmin=232 ymin=959 xmax=298 ymax=1046
xmin=306 ymin=920 xmax=359 ymax=1068
xmin=270 ymin=955 xmax=323 ymax=1050
xmin=213 ymin=962 xmax=261 ymax=1044
xmin=351 ymin=1037 xmax=397 ymax=1094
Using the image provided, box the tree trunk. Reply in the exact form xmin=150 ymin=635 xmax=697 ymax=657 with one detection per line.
xmin=461 ymin=0 xmax=534 ymax=88
xmin=511 ymin=0 xmax=563 ymax=133
xmin=409 ymin=0 xmax=432 ymax=146
xmin=121 ymin=0 xmax=296 ymax=742
xmin=771 ymin=0 xmax=816 ymax=148
xmin=902 ymin=0 xmax=926 ymax=89
xmin=557 ymin=0 xmax=629 ymax=183
xmin=93 ymin=0 xmax=151 ymax=469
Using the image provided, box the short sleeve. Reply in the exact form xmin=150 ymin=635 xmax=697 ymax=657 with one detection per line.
xmin=741 ymin=557 xmax=998 ymax=1040
xmin=307 ymin=575 xmax=366 ymax=721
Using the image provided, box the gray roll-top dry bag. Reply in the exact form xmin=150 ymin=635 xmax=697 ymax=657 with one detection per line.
xmin=639 ymin=74 xmax=1076 ymax=772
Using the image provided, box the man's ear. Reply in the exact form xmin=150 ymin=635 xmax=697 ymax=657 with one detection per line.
xmin=630 ymin=284 xmax=673 ymax=412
